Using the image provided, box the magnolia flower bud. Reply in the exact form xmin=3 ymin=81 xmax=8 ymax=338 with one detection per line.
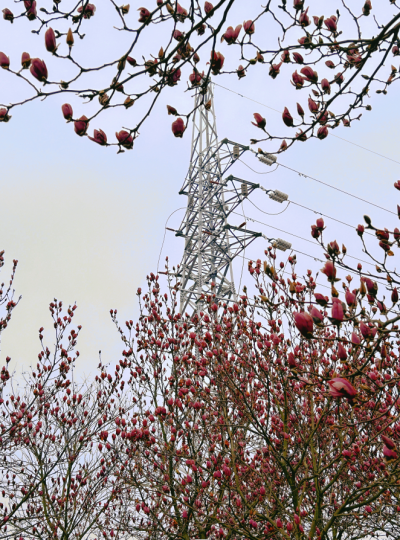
xmin=2 ymin=8 xmax=14 ymax=22
xmin=204 ymin=2 xmax=214 ymax=15
xmin=116 ymin=130 xmax=133 ymax=149
xmin=0 ymin=52 xmax=10 ymax=69
xmin=324 ymin=16 xmax=337 ymax=32
xmin=282 ymin=107 xmax=294 ymax=127
xmin=89 ymin=129 xmax=107 ymax=145
xmin=66 ymin=28 xmax=74 ymax=47
xmin=74 ymin=115 xmax=89 ymax=136
xmin=243 ymin=20 xmax=255 ymax=34
xmin=61 ymin=103 xmax=73 ymax=121
xmin=293 ymin=52 xmax=304 ymax=63
xmin=251 ymin=113 xmax=266 ymax=130
xmin=293 ymin=311 xmax=313 ymax=339
xmin=45 ymin=28 xmax=57 ymax=53
xmin=172 ymin=117 xmax=185 ymax=137
xmin=21 ymin=52 xmax=31 ymax=68
xmin=30 ymin=58 xmax=48 ymax=82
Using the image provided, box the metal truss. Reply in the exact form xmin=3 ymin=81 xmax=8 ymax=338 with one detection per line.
xmin=176 ymin=85 xmax=263 ymax=314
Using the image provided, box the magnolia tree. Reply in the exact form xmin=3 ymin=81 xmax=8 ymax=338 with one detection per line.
xmin=1 ymin=180 xmax=400 ymax=539
xmin=0 ymin=0 xmax=400 ymax=151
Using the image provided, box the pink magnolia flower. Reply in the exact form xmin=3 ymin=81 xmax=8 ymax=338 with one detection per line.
xmin=324 ymin=16 xmax=337 ymax=32
xmin=311 ymin=225 xmax=320 ymax=239
xmin=188 ymin=70 xmax=202 ymax=86
xmin=30 ymin=58 xmax=48 ymax=82
xmin=287 ymin=352 xmax=296 ymax=367
xmin=345 ymin=289 xmax=357 ymax=307
xmin=392 ymin=288 xmax=398 ymax=303
xmin=321 ymin=78 xmax=331 ymax=94
xmin=276 ymin=518 xmax=283 ymax=528
xmin=383 ymin=445 xmax=398 ymax=461
xmin=21 ymin=52 xmax=31 ymax=68
xmin=138 ymin=7 xmax=151 ymax=23
xmin=309 ymin=306 xmax=323 ymax=325
xmin=297 ymin=102 xmax=305 ymax=116
xmin=221 ymin=25 xmax=242 ymax=44
xmin=363 ymin=0 xmax=372 ymax=16
xmin=77 ymin=3 xmax=96 ymax=19
xmin=313 ymin=15 xmax=323 ymax=27
xmin=364 ymin=277 xmax=377 ymax=296
xmin=294 ymin=312 xmax=313 ymax=339
xmin=25 ymin=0 xmax=37 ymax=20
xmin=74 ymin=115 xmax=89 ymax=136
xmin=210 ymin=51 xmax=224 ymax=74
xmin=314 ymin=293 xmax=328 ymax=306
xmin=89 ymin=129 xmax=107 ymax=145
xmin=173 ymin=29 xmax=184 ymax=41
xmin=316 ymin=218 xmax=324 ymax=229
xmin=237 ymin=65 xmax=246 ymax=79
xmin=2 ymin=8 xmax=14 ymax=22
xmin=243 ymin=20 xmax=255 ymax=34
xmin=251 ymin=113 xmax=266 ymax=130
xmin=382 ymin=435 xmax=396 ymax=450
xmin=331 ymin=298 xmax=344 ymax=323
xmin=360 ymin=321 xmax=377 ymax=340
xmin=325 ymin=60 xmax=335 ymax=68
xmin=337 ymin=343 xmax=348 ymax=360
xmin=296 ymin=129 xmax=307 ymax=141
xmin=356 ymin=224 xmax=364 ymax=236
xmin=281 ymin=50 xmax=290 ymax=63
xmin=172 ymin=117 xmax=185 ymax=137
xmin=0 ymin=52 xmax=10 ymax=69
xmin=317 ymin=126 xmax=328 ymax=140
xmin=293 ymin=0 xmax=304 ymax=10
xmin=269 ymin=62 xmax=282 ymax=79
xmin=176 ymin=3 xmax=188 ymax=20
xmin=204 ymin=2 xmax=214 ymax=15
xmin=61 ymin=103 xmax=73 ymax=121
xmin=299 ymin=7 xmax=310 ymax=26
xmin=116 ymin=130 xmax=133 ymax=149
xmin=335 ymin=72 xmax=344 ymax=85
xmin=365 ymin=505 xmax=372 ymax=513
xmin=292 ymin=70 xmax=305 ymax=88
xmin=308 ymin=97 xmax=319 ymax=113
xmin=351 ymin=332 xmax=361 ymax=345
xmin=0 ymin=108 xmax=11 ymax=122
xmin=45 ymin=28 xmax=57 ymax=53
xmin=282 ymin=107 xmax=294 ymax=127
xmin=293 ymin=52 xmax=304 ymax=63
xmin=167 ymin=105 xmax=178 ymax=116
xmin=321 ymin=261 xmax=336 ymax=282
xmin=328 ymin=378 xmax=357 ymax=402
xmin=300 ymin=66 xmax=318 ymax=82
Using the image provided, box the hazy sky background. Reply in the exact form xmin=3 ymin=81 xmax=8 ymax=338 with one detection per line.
xmin=0 ymin=1 xmax=399 ymax=380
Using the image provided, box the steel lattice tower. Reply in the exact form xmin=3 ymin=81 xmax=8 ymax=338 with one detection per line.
xmin=176 ymin=85 xmax=267 ymax=314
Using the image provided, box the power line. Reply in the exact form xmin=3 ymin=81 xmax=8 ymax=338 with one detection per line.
xmin=278 ymin=162 xmax=396 ymax=216
xmin=213 ymin=82 xmax=400 ymax=167
xmin=288 ymin=200 xmax=375 ymax=237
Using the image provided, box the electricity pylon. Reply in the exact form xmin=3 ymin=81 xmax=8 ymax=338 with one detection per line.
xmin=176 ymin=84 xmax=267 ymax=314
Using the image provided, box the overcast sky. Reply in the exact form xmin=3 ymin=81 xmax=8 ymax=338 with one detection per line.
xmin=0 ymin=1 xmax=399 ymax=379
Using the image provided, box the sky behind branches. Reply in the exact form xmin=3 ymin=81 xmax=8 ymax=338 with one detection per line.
xmin=0 ymin=0 xmax=399 ymax=378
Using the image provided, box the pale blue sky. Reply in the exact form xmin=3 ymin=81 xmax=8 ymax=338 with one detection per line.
xmin=0 ymin=1 xmax=399 ymax=377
